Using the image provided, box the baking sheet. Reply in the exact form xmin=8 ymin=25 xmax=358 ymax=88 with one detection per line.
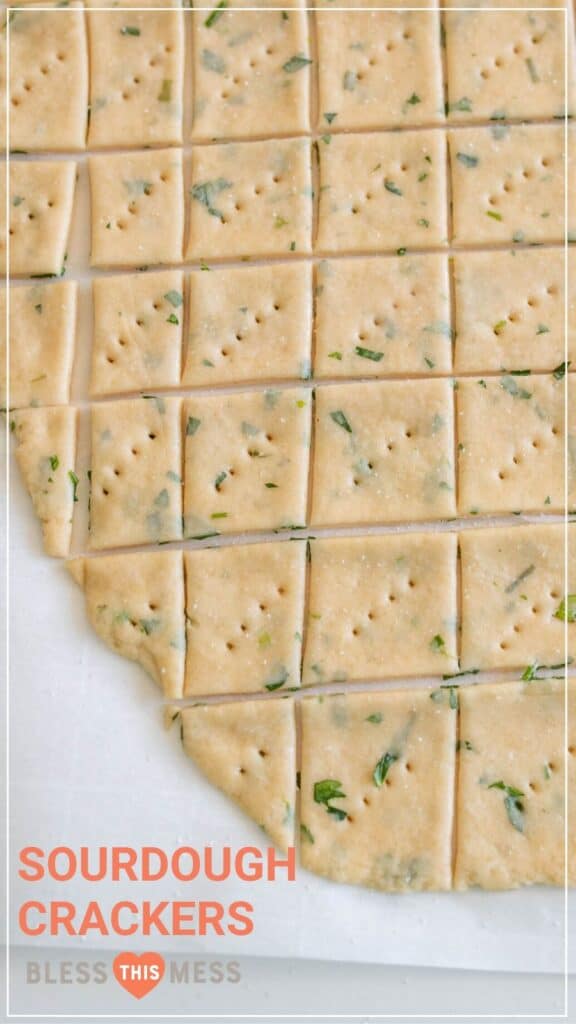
xmin=4 ymin=3 xmax=574 ymax=976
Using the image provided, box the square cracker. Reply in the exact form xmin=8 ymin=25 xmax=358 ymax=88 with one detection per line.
xmin=87 ymin=0 xmax=183 ymax=148
xmin=314 ymin=255 xmax=451 ymax=378
xmin=192 ymin=3 xmax=310 ymax=139
xmin=453 ymin=249 xmax=568 ymax=373
xmin=459 ymin=523 xmax=576 ymax=672
xmin=90 ymin=396 xmax=183 ymax=550
xmin=69 ymin=550 xmax=185 ymax=698
xmin=0 ymin=280 xmax=77 ymax=408
xmin=13 ymin=405 xmax=77 ymax=558
xmin=9 ymin=2 xmax=88 ymax=151
xmin=5 ymin=161 xmax=76 ymax=277
xmin=183 ymin=387 xmax=311 ymax=537
xmin=445 ymin=9 xmax=575 ymax=123
xmin=316 ymin=11 xmax=443 ymax=131
xmin=183 ymin=262 xmax=312 ymax=386
xmin=89 ymin=149 xmax=183 ymax=269
xmin=449 ymin=125 xmax=565 ymax=247
xmin=185 ymin=138 xmax=312 ymax=260
xmin=316 ymin=129 xmax=447 ymax=253
xmin=300 ymin=688 xmax=456 ymax=891
xmin=455 ymin=679 xmax=572 ymax=889
xmin=456 ymin=373 xmax=566 ymax=516
xmin=90 ymin=270 xmax=183 ymax=397
xmin=180 ymin=697 xmax=296 ymax=851
xmin=302 ymin=532 xmax=458 ymax=685
xmin=311 ymin=379 xmax=456 ymax=527
xmin=184 ymin=541 xmax=306 ymax=696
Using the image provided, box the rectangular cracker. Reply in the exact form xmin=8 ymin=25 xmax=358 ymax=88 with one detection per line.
xmin=69 ymin=550 xmax=185 ymax=698
xmin=459 ymin=522 xmax=576 ymax=672
xmin=316 ymin=129 xmax=447 ymax=253
xmin=449 ymin=125 xmax=565 ymax=247
xmin=180 ymin=698 xmax=296 ymax=851
xmin=90 ymin=396 xmax=183 ymax=550
xmin=183 ymin=262 xmax=312 ymax=386
xmin=184 ymin=540 xmax=305 ymax=696
xmin=192 ymin=3 xmax=310 ymax=139
xmin=183 ymin=387 xmax=311 ymax=537
xmin=314 ymin=255 xmax=451 ymax=378
xmin=455 ymin=679 xmax=570 ymax=889
xmin=316 ymin=11 xmax=443 ymax=131
xmin=9 ymin=2 xmax=88 ymax=151
xmin=185 ymin=138 xmax=312 ymax=260
xmin=89 ymin=149 xmax=183 ymax=269
xmin=445 ymin=9 xmax=575 ymax=122
xmin=303 ymin=532 xmax=458 ymax=685
xmin=300 ymin=689 xmax=456 ymax=891
xmin=456 ymin=373 xmax=565 ymax=516
xmin=13 ymin=405 xmax=77 ymax=557
xmin=90 ymin=270 xmax=183 ymax=397
xmin=453 ymin=249 xmax=566 ymax=373
xmin=0 ymin=280 xmax=77 ymax=408
xmin=6 ymin=161 xmax=76 ymax=277
xmin=87 ymin=0 xmax=183 ymax=148
xmin=311 ymin=379 xmax=456 ymax=526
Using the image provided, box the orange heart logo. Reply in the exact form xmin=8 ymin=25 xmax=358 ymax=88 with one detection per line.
xmin=112 ymin=952 xmax=165 ymax=999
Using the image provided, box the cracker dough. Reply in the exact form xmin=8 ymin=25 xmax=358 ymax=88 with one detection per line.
xmin=300 ymin=688 xmax=456 ymax=891
xmin=316 ymin=11 xmax=444 ymax=131
xmin=316 ymin=129 xmax=447 ymax=253
xmin=9 ymin=2 xmax=88 ymax=151
xmin=184 ymin=541 xmax=306 ymax=695
xmin=5 ymin=160 xmax=76 ymax=277
xmin=90 ymin=270 xmax=183 ymax=396
xmin=183 ymin=262 xmax=312 ymax=386
xmin=89 ymin=149 xmax=184 ymax=269
xmin=454 ymin=679 xmax=572 ymax=889
xmin=445 ymin=9 xmax=575 ymax=122
xmin=303 ymin=532 xmax=458 ymax=684
xmin=90 ymin=396 xmax=183 ymax=550
xmin=456 ymin=373 xmax=566 ymax=515
xmin=180 ymin=698 xmax=296 ymax=851
xmin=0 ymin=280 xmax=77 ymax=408
xmin=449 ymin=125 xmax=565 ymax=246
xmin=192 ymin=2 xmax=310 ymax=139
xmin=68 ymin=550 xmax=185 ymax=698
xmin=183 ymin=388 xmax=311 ymax=537
xmin=87 ymin=0 xmax=183 ymax=148
xmin=311 ymin=379 xmax=456 ymax=526
xmin=13 ymin=405 xmax=77 ymax=557
xmin=314 ymin=255 xmax=451 ymax=378
xmin=459 ymin=523 xmax=576 ymax=672
xmin=186 ymin=137 xmax=312 ymax=260
xmin=453 ymin=249 xmax=567 ymax=373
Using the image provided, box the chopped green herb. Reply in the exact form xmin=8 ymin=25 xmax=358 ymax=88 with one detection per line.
xmin=214 ymin=470 xmax=227 ymax=491
xmin=456 ymin=739 xmax=475 ymax=752
xmin=49 ymin=454 xmax=59 ymax=472
xmin=164 ymin=289 xmax=183 ymax=308
xmin=366 ymin=713 xmax=383 ymax=724
xmin=120 ymin=25 xmax=140 ymax=36
xmin=505 ymin=564 xmax=535 ymax=594
xmin=330 ymin=409 xmax=352 ymax=433
xmin=201 ymin=48 xmax=226 ymax=73
xmin=12 ymin=195 xmax=24 ymax=207
xmin=355 ymin=345 xmax=383 ymax=362
xmin=417 ymin=217 xmax=430 ymax=228
xmin=166 ymin=313 xmax=179 ymax=325
xmin=324 ymin=112 xmax=337 ymax=124
xmin=442 ymin=668 xmax=479 ymax=680
xmin=343 ymin=70 xmax=357 ymax=91
xmin=158 ymin=79 xmax=172 ymax=103
xmin=486 ymin=209 xmax=503 ymax=221
xmin=525 ymin=57 xmax=539 ymax=82
xmin=373 ymin=751 xmax=398 ymax=787
xmin=204 ymin=0 xmax=228 ymax=28
xmin=300 ymin=823 xmax=315 ymax=844
xmin=190 ymin=177 xmax=232 ymax=220
xmin=34 ymin=303 xmax=42 ymax=314
xmin=274 ymin=214 xmax=289 ymax=229
xmin=554 ymin=595 xmax=576 ymax=622
xmin=265 ymin=666 xmax=289 ymax=691
xmin=283 ymin=53 xmax=312 ymax=73
xmin=384 ymin=179 xmax=403 ymax=196
xmin=265 ymin=481 xmax=278 ymax=489
xmin=68 ymin=470 xmax=79 ymax=502
xmin=456 ymin=152 xmax=479 ymax=168
xmin=450 ymin=97 xmax=473 ymax=112
xmin=328 ymin=351 xmax=342 ymax=361
xmin=430 ymin=634 xmax=446 ymax=653
xmin=493 ymin=320 xmax=507 ymax=335
xmin=313 ymin=779 xmax=347 ymax=821
xmin=536 ymin=323 xmax=550 ymax=335
xmin=405 ymin=92 xmax=421 ymax=106
xmin=553 ymin=361 xmax=569 ymax=380
xmin=488 ymin=780 xmax=525 ymax=833
xmin=500 ymin=374 xmax=532 ymax=400
xmin=186 ymin=416 xmax=201 ymax=436
xmin=211 ymin=511 xmax=228 ymax=519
